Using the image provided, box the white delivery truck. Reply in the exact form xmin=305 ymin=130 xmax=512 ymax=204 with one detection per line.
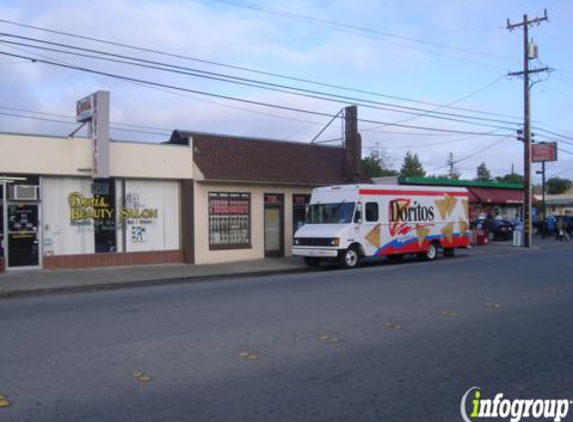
xmin=292 ymin=184 xmax=470 ymax=268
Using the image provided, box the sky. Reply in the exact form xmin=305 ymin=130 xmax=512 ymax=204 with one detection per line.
xmin=1 ymin=0 xmax=573 ymax=182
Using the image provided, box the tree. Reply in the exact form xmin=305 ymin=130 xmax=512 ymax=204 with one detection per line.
xmin=399 ymin=151 xmax=426 ymax=178
xmin=546 ymin=177 xmax=573 ymax=194
xmin=495 ymin=173 xmax=524 ymax=184
xmin=360 ymin=150 xmax=398 ymax=178
xmin=446 ymin=152 xmax=461 ymax=180
xmin=475 ymin=162 xmax=493 ymax=181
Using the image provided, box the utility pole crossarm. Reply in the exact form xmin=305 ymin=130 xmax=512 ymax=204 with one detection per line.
xmin=507 ymin=9 xmax=548 ymax=29
xmin=507 ymin=67 xmax=550 ymax=77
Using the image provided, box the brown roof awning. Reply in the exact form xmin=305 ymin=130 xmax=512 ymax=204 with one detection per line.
xmin=468 ymin=187 xmax=523 ymax=204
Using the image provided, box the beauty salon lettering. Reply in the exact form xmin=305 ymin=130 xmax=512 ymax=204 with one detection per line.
xmin=68 ymin=192 xmax=158 ymax=222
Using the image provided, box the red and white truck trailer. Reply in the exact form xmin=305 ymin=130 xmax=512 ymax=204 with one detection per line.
xmin=292 ymin=184 xmax=470 ymax=268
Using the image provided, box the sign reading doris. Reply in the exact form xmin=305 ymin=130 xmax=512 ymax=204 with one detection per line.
xmin=68 ymin=192 xmax=158 ymax=222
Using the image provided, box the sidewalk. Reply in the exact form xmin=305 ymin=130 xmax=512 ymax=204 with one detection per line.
xmin=0 ymin=257 xmax=310 ymax=298
xmin=1 ymin=235 xmax=571 ymax=298
xmin=463 ymin=234 xmax=573 ymax=256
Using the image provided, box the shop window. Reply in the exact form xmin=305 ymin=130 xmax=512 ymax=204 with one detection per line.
xmin=365 ymin=202 xmax=379 ymax=222
xmin=292 ymin=194 xmax=310 ymax=235
xmin=209 ymin=192 xmax=250 ymax=249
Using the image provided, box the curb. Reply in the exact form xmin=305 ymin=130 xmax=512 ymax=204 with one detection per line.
xmin=0 ymin=266 xmax=315 ymax=300
xmin=1 ymin=242 xmax=571 ymax=300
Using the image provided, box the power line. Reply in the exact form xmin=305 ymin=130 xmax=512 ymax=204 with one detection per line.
xmin=362 ymin=75 xmax=508 ymax=132
xmin=0 ymin=50 xmax=517 ymax=137
xmin=430 ymin=136 xmax=512 ymax=171
xmin=532 ymin=126 xmax=573 ymax=144
xmin=0 ymin=34 xmax=524 ymax=130
xmin=205 ymin=0 xmax=519 ymax=66
xmin=0 ymin=111 xmax=172 ymax=137
xmin=0 ymin=105 xmax=172 ymax=133
xmin=0 ymin=18 xmax=525 ymax=121
xmin=557 ymin=148 xmax=573 ymax=157
xmin=363 ymin=130 xmax=502 ymax=150
xmin=0 ymin=43 xmax=335 ymax=130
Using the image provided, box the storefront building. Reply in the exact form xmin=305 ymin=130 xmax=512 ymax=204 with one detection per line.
xmin=169 ymin=130 xmax=367 ymax=265
xmin=0 ymin=133 xmax=193 ymax=271
xmin=0 ymin=131 xmax=363 ymax=270
xmin=533 ymin=194 xmax=573 ymax=216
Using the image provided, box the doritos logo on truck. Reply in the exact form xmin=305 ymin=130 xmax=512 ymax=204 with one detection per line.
xmin=389 ymin=199 xmax=435 ymax=222
xmin=293 ymin=184 xmax=470 ymax=268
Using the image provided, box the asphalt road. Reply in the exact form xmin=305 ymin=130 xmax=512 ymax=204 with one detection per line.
xmin=1 ymin=248 xmax=573 ymax=422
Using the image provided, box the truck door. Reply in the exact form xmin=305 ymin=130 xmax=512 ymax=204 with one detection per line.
xmin=358 ymin=201 xmax=380 ymax=257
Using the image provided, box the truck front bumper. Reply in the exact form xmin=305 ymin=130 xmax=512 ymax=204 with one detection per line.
xmin=292 ymin=247 xmax=339 ymax=258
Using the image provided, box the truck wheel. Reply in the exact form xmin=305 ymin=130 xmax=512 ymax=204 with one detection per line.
xmin=417 ymin=242 xmax=438 ymax=262
xmin=303 ymin=257 xmax=322 ymax=267
xmin=443 ymin=247 xmax=455 ymax=258
xmin=340 ymin=247 xmax=360 ymax=269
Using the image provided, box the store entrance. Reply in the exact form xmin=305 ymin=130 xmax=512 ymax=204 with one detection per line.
xmin=264 ymin=194 xmax=284 ymax=257
xmin=7 ymin=203 xmax=40 ymax=268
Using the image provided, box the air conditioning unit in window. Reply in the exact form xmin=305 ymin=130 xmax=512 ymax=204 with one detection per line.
xmin=9 ymin=185 xmax=39 ymax=201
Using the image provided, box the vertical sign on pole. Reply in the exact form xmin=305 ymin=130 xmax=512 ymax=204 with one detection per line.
xmin=76 ymin=91 xmax=110 ymax=179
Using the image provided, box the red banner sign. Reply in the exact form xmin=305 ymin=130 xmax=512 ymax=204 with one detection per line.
xmin=532 ymin=142 xmax=557 ymax=162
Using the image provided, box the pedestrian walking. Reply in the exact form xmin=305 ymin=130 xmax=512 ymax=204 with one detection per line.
xmin=547 ymin=215 xmax=555 ymax=238
xmin=556 ymin=218 xmax=568 ymax=242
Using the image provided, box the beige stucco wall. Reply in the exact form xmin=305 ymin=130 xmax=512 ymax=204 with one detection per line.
xmin=0 ymin=133 xmax=193 ymax=179
xmin=109 ymin=142 xmax=193 ymax=179
xmin=0 ymin=134 xmax=92 ymax=176
xmin=193 ymin=181 xmax=313 ymax=264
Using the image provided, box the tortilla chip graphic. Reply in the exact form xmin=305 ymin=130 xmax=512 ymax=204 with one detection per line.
xmin=441 ymin=222 xmax=454 ymax=244
xmin=461 ymin=199 xmax=469 ymax=220
xmin=445 ymin=195 xmax=457 ymax=216
xmin=416 ymin=227 xmax=431 ymax=246
xmin=434 ymin=195 xmax=458 ymax=220
xmin=459 ymin=218 xmax=469 ymax=238
xmin=434 ymin=199 xmax=446 ymax=220
xmin=365 ymin=224 xmax=381 ymax=248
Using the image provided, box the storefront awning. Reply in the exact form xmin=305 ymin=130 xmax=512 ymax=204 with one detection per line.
xmin=468 ymin=187 xmax=523 ymax=205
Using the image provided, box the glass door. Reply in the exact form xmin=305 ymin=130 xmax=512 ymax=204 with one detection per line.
xmin=264 ymin=194 xmax=284 ymax=257
xmin=7 ymin=204 xmax=40 ymax=268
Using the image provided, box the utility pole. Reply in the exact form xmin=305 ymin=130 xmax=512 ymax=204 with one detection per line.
xmin=507 ymin=10 xmax=549 ymax=247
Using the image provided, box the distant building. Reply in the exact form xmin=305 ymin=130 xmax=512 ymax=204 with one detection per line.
xmin=533 ymin=194 xmax=573 ymax=216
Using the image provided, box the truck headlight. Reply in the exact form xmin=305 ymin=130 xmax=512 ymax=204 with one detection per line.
xmin=294 ymin=238 xmax=301 ymax=245
xmin=330 ymin=238 xmax=340 ymax=246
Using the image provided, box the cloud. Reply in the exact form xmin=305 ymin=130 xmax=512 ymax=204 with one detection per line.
xmin=1 ymin=0 xmax=572 ymax=180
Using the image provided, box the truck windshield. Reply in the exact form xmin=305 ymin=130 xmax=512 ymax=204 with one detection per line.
xmin=305 ymin=202 xmax=356 ymax=224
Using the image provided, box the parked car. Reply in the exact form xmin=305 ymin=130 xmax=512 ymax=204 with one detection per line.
xmin=473 ymin=218 xmax=515 ymax=241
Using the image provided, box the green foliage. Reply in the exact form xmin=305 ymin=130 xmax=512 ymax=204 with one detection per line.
xmin=495 ymin=172 xmax=524 ymax=184
xmin=361 ymin=153 xmax=398 ymax=178
xmin=475 ymin=162 xmax=493 ymax=181
xmin=399 ymin=151 xmax=426 ymax=178
xmin=546 ymin=177 xmax=573 ymax=194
